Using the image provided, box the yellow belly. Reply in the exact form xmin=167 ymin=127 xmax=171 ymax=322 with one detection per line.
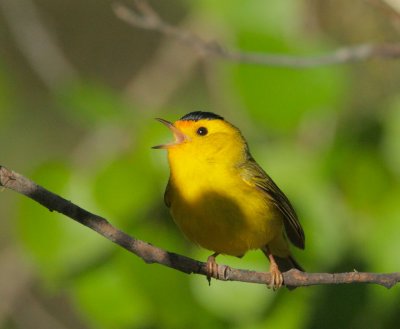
xmin=168 ymin=174 xmax=284 ymax=256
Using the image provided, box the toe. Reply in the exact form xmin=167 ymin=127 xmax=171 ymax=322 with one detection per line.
xmin=269 ymin=264 xmax=283 ymax=290
xmin=206 ymin=254 xmax=219 ymax=284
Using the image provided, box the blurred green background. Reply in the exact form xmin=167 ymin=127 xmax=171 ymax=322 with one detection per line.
xmin=1 ymin=0 xmax=400 ymax=328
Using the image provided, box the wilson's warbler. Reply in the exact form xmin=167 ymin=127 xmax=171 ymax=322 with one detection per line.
xmin=153 ymin=111 xmax=305 ymax=289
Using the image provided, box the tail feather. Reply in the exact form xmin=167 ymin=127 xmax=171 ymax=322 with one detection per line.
xmin=275 ymin=255 xmax=304 ymax=272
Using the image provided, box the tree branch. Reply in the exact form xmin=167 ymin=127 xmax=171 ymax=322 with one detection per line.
xmin=1 ymin=164 xmax=399 ymax=289
xmin=112 ymin=1 xmax=400 ymax=68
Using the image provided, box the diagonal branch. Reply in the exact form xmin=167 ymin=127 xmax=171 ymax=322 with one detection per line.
xmin=1 ymin=164 xmax=400 ymax=289
xmin=112 ymin=1 xmax=400 ymax=68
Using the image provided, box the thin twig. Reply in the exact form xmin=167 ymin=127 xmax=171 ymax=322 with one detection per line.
xmin=112 ymin=1 xmax=400 ymax=68
xmin=1 ymin=165 xmax=400 ymax=288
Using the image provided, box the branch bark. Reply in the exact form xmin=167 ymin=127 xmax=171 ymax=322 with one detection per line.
xmin=1 ymin=165 xmax=399 ymax=289
xmin=112 ymin=1 xmax=400 ymax=68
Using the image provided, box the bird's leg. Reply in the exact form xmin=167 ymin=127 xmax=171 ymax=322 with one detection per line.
xmin=206 ymin=252 xmax=219 ymax=285
xmin=262 ymin=246 xmax=283 ymax=290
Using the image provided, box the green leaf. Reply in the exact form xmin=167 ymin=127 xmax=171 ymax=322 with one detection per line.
xmin=57 ymin=81 xmax=130 ymax=126
xmin=195 ymin=0 xmax=301 ymax=35
xmin=71 ymin=254 xmax=152 ymax=329
xmin=383 ymin=97 xmax=400 ymax=176
xmin=17 ymin=162 xmax=111 ymax=284
xmin=17 ymin=162 xmax=71 ymax=281
xmin=232 ymin=33 xmax=345 ymax=132
xmin=93 ymin=151 xmax=157 ymax=223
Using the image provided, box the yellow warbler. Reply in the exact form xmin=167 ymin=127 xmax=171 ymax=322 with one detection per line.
xmin=153 ymin=111 xmax=305 ymax=289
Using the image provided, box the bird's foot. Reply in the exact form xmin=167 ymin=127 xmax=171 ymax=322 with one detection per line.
xmin=262 ymin=246 xmax=283 ymax=290
xmin=268 ymin=262 xmax=283 ymax=290
xmin=206 ymin=253 xmax=219 ymax=285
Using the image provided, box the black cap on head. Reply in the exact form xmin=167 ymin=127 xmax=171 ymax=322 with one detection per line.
xmin=180 ymin=111 xmax=224 ymax=122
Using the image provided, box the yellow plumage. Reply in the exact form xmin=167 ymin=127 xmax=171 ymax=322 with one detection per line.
xmin=154 ymin=111 xmax=305 ymax=288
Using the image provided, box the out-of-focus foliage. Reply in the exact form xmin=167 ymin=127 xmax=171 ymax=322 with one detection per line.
xmin=1 ymin=0 xmax=400 ymax=328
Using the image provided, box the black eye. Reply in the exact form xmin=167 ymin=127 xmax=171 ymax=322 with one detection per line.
xmin=196 ymin=127 xmax=208 ymax=136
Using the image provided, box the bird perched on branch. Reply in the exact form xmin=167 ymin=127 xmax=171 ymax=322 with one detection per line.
xmin=153 ymin=111 xmax=305 ymax=289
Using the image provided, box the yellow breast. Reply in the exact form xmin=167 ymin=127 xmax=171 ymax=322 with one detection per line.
xmin=166 ymin=144 xmax=283 ymax=256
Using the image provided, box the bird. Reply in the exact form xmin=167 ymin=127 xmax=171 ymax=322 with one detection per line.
xmin=153 ymin=111 xmax=305 ymax=289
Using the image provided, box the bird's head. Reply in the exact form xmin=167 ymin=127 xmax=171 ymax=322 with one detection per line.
xmin=153 ymin=111 xmax=248 ymax=164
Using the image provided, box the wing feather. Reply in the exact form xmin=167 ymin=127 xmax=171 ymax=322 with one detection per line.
xmin=239 ymin=158 xmax=305 ymax=249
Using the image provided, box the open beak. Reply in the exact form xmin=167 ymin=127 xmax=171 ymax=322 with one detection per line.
xmin=152 ymin=118 xmax=188 ymax=149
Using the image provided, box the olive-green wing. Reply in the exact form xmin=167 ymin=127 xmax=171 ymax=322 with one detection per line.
xmin=164 ymin=178 xmax=172 ymax=208
xmin=239 ymin=159 xmax=305 ymax=249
